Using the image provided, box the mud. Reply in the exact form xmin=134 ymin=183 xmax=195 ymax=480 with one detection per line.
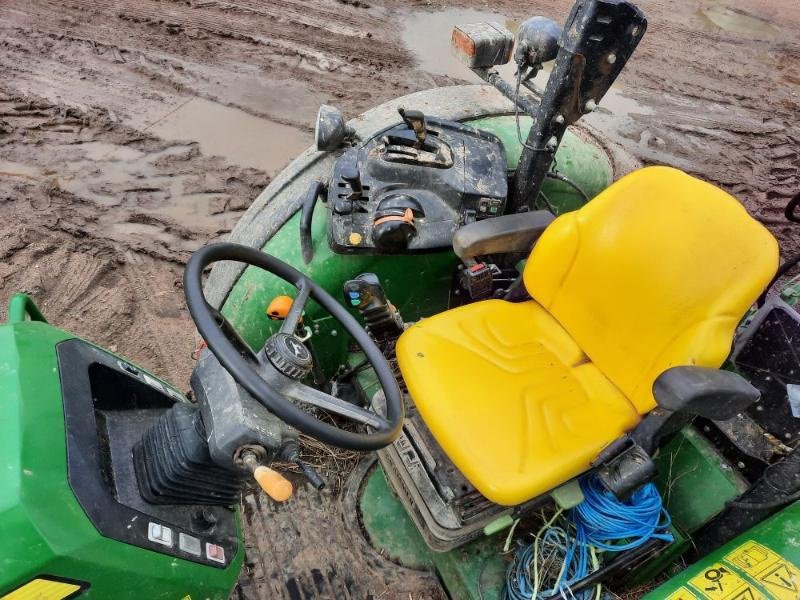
xmin=0 ymin=1 xmax=798 ymax=596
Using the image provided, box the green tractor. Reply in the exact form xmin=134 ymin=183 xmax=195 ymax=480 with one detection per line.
xmin=3 ymin=0 xmax=800 ymax=598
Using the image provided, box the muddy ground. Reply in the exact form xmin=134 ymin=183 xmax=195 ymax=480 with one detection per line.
xmin=0 ymin=0 xmax=798 ymax=598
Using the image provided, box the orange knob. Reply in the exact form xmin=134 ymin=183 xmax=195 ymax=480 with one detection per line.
xmin=266 ymin=295 xmax=295 ymax=320
xmin=253 ymin=465 xmax=293 ymax=502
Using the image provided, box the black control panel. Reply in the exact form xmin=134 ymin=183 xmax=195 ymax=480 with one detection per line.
xmin=327 ymin=114 xmax=508 ymax=254
xmin=57 ymin=339 xmax=239 ymax=568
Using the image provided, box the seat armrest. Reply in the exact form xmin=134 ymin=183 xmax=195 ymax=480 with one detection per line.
xmin=452 ymin=210 xmax=555 ymax=263
xmin=652 ymin=366 xmax=760 ymax=420
xmin=628 ymin=367 xmax=759 ymax=456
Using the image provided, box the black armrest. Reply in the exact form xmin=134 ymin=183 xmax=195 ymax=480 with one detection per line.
xmin=653 ymin=366 xmax=760 ymax=420
xmin=631 ymin=366 xmax=760 ymax=455
xmin=452 ymin=210 xmax=555 ymax=262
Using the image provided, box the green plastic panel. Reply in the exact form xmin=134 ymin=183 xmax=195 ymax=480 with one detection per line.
xmin=655 ymin=427 xmax=749 ymax=535
xmin=0 ymin=318 xmax=241 ymax=599
xmin=645 ymin=502 xmax=800 ymax=600
xmin=359 ymin=465 xmax=506 ymax=600
xmin=467 ymin=115 xmax=613 ymax=214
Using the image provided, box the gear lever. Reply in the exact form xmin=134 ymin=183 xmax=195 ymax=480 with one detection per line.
xmin=398 ymin=107 xmax=427 ymax=148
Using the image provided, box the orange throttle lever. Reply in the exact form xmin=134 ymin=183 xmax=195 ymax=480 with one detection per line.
xmin=241 ymin=452 xmax=292 ymax=502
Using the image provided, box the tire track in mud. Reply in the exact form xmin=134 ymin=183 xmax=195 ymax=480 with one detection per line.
xmin=0 ymin=95 xmax=268 ymax=385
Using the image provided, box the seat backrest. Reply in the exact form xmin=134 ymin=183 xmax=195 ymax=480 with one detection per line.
xmin=524 ymin=166 xmax=778 ymax=414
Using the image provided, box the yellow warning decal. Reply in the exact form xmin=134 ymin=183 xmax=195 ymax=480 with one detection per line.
xmin=725 ymin=541 xmax=800 ymax=600
xmin=688 ymin=563 xmax=766 ymax=600
xmin=665 ymin=586 xmax=700 ymax=599
xmin=1 ymin=577 xmax=85 ymax=600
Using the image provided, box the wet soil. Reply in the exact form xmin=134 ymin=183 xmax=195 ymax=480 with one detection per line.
xmin=0 ymin=1 xmax=798 ymax=597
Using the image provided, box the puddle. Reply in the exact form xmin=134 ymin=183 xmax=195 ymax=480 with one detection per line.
xmin=148 ymin=97 xmax=312 ymax=175
xmin=231 ymin=76 xmax=326 ymax=128
xmin=699 ymin=6 xmax=778 ymax=39
xmin=400 ymin=9 xmax=519 ymax=81
xmin=79 ymin=141 xmax=144 ymax=162
xmin=0 ymin=160 xmax=42 ymax=181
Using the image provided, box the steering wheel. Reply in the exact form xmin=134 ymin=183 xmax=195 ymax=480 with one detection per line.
xmin=184 ymin=242 xmax=404 ymax=451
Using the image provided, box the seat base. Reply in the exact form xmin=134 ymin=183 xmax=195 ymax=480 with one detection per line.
xmin=376 ymin=392 xmax=546 ymax=551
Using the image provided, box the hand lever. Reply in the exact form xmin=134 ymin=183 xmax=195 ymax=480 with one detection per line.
xmin=341 ymin=164 xmax=363 ymax=200
xmin=241 ymin=451 xmax=293 ymax=502
xmin=398 ymin=107 xmax=427 ymax=148
xmin=342 ymin=273 xmax=404 ymax=339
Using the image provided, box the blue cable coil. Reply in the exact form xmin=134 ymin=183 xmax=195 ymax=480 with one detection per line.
xmin=503 ymin=474 xmax=674 ymax=600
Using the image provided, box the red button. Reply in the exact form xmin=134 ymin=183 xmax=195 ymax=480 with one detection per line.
xmin=206 ymin=542 xmax=225 ymax=563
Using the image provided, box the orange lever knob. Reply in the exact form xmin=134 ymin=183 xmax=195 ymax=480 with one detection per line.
xmin=253 ymin=465 xmax=293 ymax=502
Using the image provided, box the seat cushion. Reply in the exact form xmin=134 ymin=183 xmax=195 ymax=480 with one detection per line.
xmin=396 ymin=299 xmax=641 ymax=506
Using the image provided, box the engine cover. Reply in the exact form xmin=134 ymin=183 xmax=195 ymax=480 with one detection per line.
xmin=327 ymin=116 xmax=508 ymax=254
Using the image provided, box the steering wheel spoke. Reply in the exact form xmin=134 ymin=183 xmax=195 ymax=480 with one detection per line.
xmin=280 ymin=382 xmax=392 ymax=431
xmin=279 ymin=280 xmax=310 ymax=336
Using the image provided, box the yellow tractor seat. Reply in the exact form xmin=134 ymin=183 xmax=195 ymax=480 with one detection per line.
xmin=396 ymin=166 xmax=779 ymax=506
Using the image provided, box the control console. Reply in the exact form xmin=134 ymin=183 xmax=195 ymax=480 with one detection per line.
xmin=327 ymin=110 xmax=508 ymax=254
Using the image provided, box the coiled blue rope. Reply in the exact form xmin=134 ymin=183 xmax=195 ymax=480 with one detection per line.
xmin=571 ymin=476 xmax=674 ymax=552
xmin=503 ymin=474 xmax=673 ymax=599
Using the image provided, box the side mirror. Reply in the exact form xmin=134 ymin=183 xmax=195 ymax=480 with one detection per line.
xmin=314 ymin=104 xmax=354 ymax=152
xmin=514 ymin=17 xmax=562 ymax=68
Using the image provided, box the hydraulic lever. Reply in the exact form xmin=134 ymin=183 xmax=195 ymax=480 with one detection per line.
xmin=342 ymin=273 xmax=404 ymax=340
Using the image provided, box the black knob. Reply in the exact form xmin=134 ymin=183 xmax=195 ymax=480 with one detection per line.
xmin=264 ymin=333 xmax=313 ymax=380
xmin=341 ymin=164 xmax=363 ymax=199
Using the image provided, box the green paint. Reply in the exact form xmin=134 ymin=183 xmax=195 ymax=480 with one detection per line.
xmin=0 ymin=314 xmax=241 ymax=599
xmin=655 ymin=426 xmax=748 ymax=535
xmin=359 ymin=466 xmax=507 ymax=600
xmin=221 ymin=114 xmax=614 ymax=376
xmin=644 ymin=502 xmax=800 ymax=599
xmin=466 ymin=115 xmax=613 ymax=214
xmin=221 ymin=200 xmax=457 ymax=376
xmin=360 ymin=465 xmax=434 ymax=570
xmin=7 ymin=292 xmax=48 ymax=324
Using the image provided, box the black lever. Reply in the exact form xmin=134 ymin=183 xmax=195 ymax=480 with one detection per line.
xmin=280 ymin=442 xmax=326 ymax=491
xmin=343 ymin=273 xmax=404 ymax=339
xmin=341 ymin=164 xmax=363 ymax=200
xmin=398 ymin=107 xmax=427 ymax=148
xmin=299 ymin=180 xmax=324 ymax=264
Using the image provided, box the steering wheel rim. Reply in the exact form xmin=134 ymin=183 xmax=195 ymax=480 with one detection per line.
xmin=184 ymin=242 xmax=404 ymax=451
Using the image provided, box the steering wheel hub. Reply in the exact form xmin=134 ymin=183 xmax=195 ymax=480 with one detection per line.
xmin=264 ymin=333 xmax=313 ymax=380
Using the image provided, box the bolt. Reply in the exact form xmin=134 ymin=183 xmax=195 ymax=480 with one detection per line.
xmin=584 ymin=99 xmax=597 ymax=113
xmin=785 ymin=433 xmax=792 ymax=440
xmin=331 ymin=329 xmax=338 ymax=336
xmin=607 ymin=53 xmax=617 ymax=64
xmin=554 ymin=114 xmax=565 ymax=125
xmin=737 ymin=461 xmax=746 ymax=469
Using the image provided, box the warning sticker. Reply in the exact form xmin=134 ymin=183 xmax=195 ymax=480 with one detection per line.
xmin=725 ymin=541 xmax=800 ymax=600
xmin=665 ymin=587 xmax=699 ymax=599
xmin=688 ymin=563 xmax=766 ymax=600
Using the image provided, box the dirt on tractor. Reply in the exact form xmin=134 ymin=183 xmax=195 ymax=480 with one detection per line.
xmin=0 ymin=1 xmax=798 ymax=597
